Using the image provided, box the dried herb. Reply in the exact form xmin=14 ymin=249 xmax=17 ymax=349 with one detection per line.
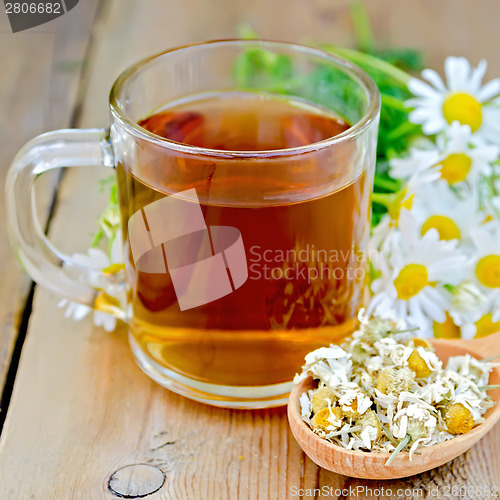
xmin=296 ymin=311 xmax=497 ymax=463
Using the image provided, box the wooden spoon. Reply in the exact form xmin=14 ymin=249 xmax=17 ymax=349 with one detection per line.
xmin=287 ymin=330 xmax=500 ymax=480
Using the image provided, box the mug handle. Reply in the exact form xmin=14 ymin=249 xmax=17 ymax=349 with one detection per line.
xmin=5 ymin=128 xmax=126 ymax=320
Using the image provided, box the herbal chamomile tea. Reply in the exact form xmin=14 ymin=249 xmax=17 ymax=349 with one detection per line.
xmin=6 ymin=40 xmax=380 ymax=407
xmin=118 ymin=91 xmax=372 ymax=391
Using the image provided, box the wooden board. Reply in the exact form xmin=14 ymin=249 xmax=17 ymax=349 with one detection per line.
xmin=0 ymin=0 xmax=101 ymax=394
xmin=0 ymin=1 xmax=500 ymax=498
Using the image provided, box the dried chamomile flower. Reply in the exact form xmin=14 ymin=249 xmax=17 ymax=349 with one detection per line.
xmin=311 ymin=386 xmax=337 ymax=414
xmin=338 ymin=388 xmax=372 ymax=418
xmin=376 ymin=367 xmax=415 ymax=395
xmin=414 ymin=378 xmax=451 ymax=405
xmin=375 ymin=367 xmax=395 ymax=394
xmin=410 ymin=338 xmax=434 ymax=351
xmin=311 ymin=406 xmax=343 ymax=434
xmin=445 ymin=402 xmax=475 ymax=435
xmin=300 ymin=345 xmax=352 ymax=388
xmin=373 ymin=337 xmax=409 ymax=366
xmin=406 ymin=347 xmax=440 ymax=377
xmin=296 ymin=314 xmax=495 ymax=463
xmin=299 ymin=391 xmax=313 ymax=422
xmin=452 ymin=390 xmax=493 ymax=423
xmin=394 ymin=404 xmax=437 ymax=439
xmin=407 ymin=349 xmax=432 ymax=377
xmin=359 ymin=317 xmax=399 ymax=341
xmin=357 ymin=410 xmax=382 ymax=440
xmin=446 ymin=354 xmax=495 ymax=386
xmin=359 ymin=424 xmax=380 ymax=450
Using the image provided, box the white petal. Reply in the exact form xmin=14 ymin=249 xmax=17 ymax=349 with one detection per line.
xmin=422 ymin=68 xmax=447 ymax=92
xmin=468 ymin=59 xmax=487 ymax=93
xmin=478 ymin=79 xmax=500 ymax=102
xmin=425 ymin=287 xmax=451 ymax=310
xmin=492 ymin=308 xmax=500 ymax=323
xmin=72 ymin=249 xmax=109 ymax=270
xmin=445 ymin=57 xmax=471 ymax=91
xmin=470 ymin=227 xmax=494 ymax=251
xmin=419 ymin=290 xmax=447 ymax=323
xmin=408 ymin=107 xmax=436 ymax=123
xmin=408 ymin=78 xmax=441 ymax=99
xmin=470 ymin=144 xmax=499 ymax=163
xmin=411 ymin=296 xmax=434 ymax=327
xmin=422 ymin=115 xmax=447 ymax=135
xmin=110 ymin=232 xmax=124 ymax=264
xmin=461 ymin=323 xmax=476 ymax=339
xmin=61 ymin=301 xmax=91 ymax=321
xmin=446 ymin=121 xmax=472 ymax=150
xmin=93 ymin=311 xmax=117 ymax=331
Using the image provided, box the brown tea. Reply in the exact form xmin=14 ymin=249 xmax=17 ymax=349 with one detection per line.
xmin=118 ymin=92 xmax=370 ymax=388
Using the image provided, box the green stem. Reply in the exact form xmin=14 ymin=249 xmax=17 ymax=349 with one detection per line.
xmin=374 ymin=175 xmax=401 ymax=192
xmin=348 ymin=0 xmax=375 ymax=54
xmin=479 ymin=385 xmax=500 ymax=390
xmin=372 ymin=192 xmax=395 ymax=208
xmin=381 ymin=94 xmax=408 ymax=113
xmin=385 ymin=434 xmax=410 ymax=466
xmin=391 ymin=327 xmax=420 ymax=334
xmin=373 ymin=413 xmax=398 ymax=446
xmin=386 ymin=121 xmax=421 ymax=142
xmin=323 ymin=45 xmax=411 ymax=86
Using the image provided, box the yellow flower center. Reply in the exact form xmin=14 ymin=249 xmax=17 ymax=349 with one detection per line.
xmin=401 ymin=193 xmax=414 ymax=211
xmin=103 ymin=263 xmax=125 ymax=274
xmin=394 ymin=264 xmax=430 ymax=300
xmin=439 ymin=153 xmax=472 ymax=184
xmin=474 ymin=313 xmax=500 ymax=338
xmin=94 ymin=291 xmax=122 ymax=316
xmin=442 ymin=92 xmax=482 ymax=132
xmin=475 ymin=255 xmax=500 ymax=288
xmin=388 ymin=189 xmax=414 ymax=221
xmin=421 ymin=215 xmax=461 ymax=241
xmin=433 ymin=313 xmax=461 ymax=339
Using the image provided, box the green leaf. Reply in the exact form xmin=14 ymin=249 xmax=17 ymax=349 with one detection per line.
xmin=374 ymin=48 xmax=424 ymax=72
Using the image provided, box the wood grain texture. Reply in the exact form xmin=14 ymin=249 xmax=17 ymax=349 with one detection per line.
xmin=1 ymin=1 xmax=500 ymax=499
xmin=243 ymin=0 xmax=500 ymax=77
xmin=0 ymin=0 xmax=101 ymax=393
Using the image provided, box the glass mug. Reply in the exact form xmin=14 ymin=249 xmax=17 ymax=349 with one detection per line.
xmin=6 ymin=40 xmax=380 ymax=408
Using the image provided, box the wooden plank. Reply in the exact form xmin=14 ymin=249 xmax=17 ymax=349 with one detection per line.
xmin=0 ymin=0 xmax=101 ymax=394
xmin=385 ymin=0 xmax=500 ymax=78
xmin=0 ymin=30 xmax=53 ymax=406
xmin=1 ymin=1 xmax=500 ymax=498
xmin=242 ymin=0 xmax=500 ymax=77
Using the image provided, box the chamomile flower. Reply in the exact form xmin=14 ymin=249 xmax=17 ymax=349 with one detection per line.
xmin=58 ymin=233 xmax=126 ymax=332
xmin=370 ymin=170 xmax=441 ymax=254
xmin=433 ymin=122 xmax=498 ymax=185
xmin=410 ymin=179 xmax=482 ymax=245
xmin=368 ymin=211 xmax=467 ymax=329
xmin=390 ymin=148 xmax=441 ymax=181
xmin=450 ymin=281 xmax=489 ymax=328
xmin=390 ymin=122 xmax=498 ymax=187
xmin=467 ymin=223 xmax=500 ymax=323
xmin=485 ymin=195 xmax=500 ymax=221
xmin=406 ymin=57 xmax=500 ymax=143
xmin=461 ymin=313 xmax=500 ymax=340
